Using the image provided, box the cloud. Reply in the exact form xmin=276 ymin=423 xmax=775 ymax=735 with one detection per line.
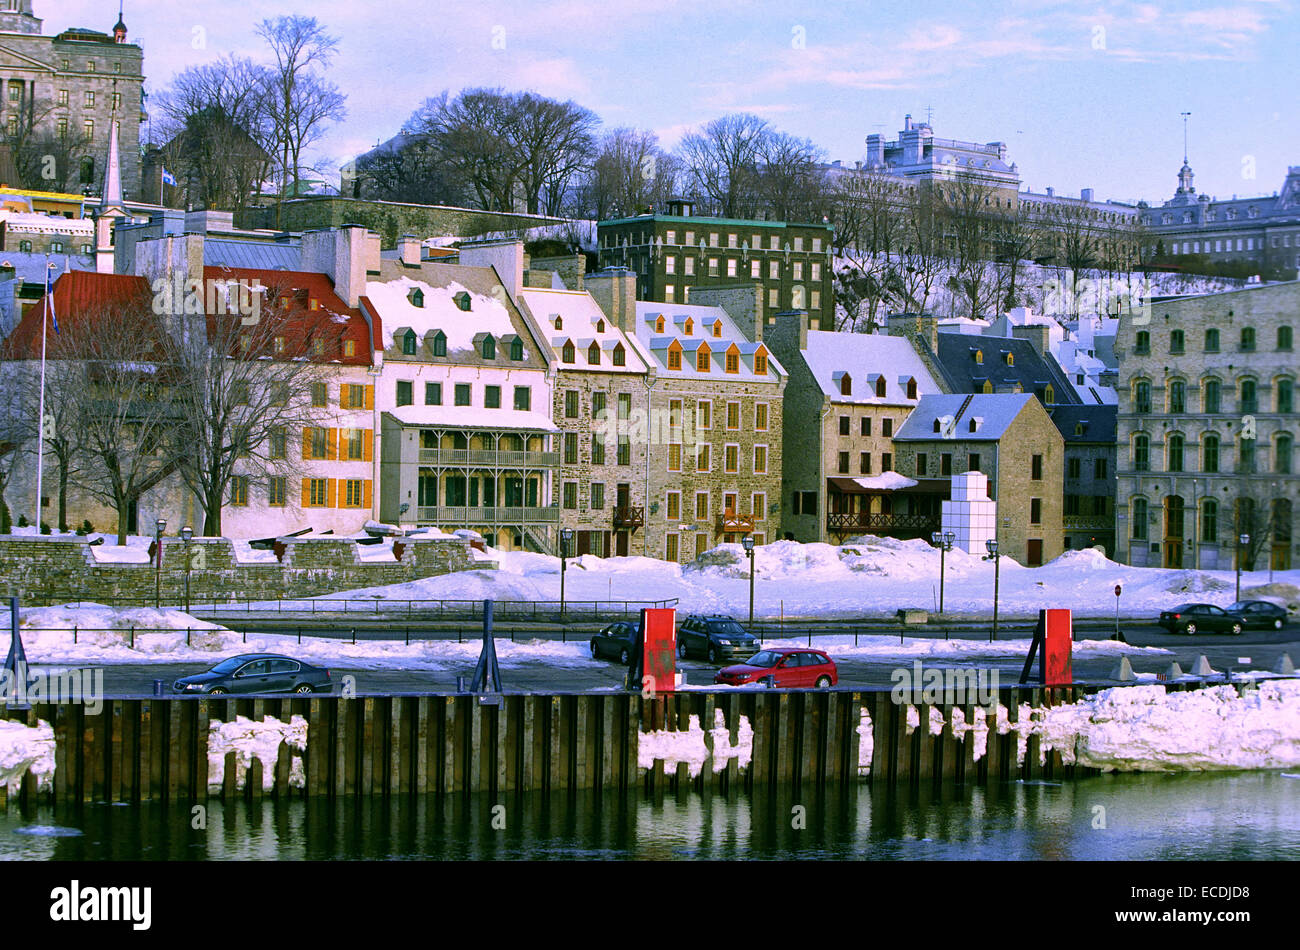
xmin=899 ymin=24 xmax=963 ymax=51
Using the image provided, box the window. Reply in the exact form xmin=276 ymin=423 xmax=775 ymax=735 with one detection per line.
xmin=1203 ymin=378 xmax=1221 ymax=414
xmin=1239 ymin=437 xmax=1256 ymax=473
xmin=562 ymin=341 xmax=575 ymax=364
xmin=269 ymin=428 xmax=287 ymax=460
xmin=612 ymin=344 xmax=625 ymax=366
xmin=769 ymin=261 xmax=780 ymax=279
xmin=860 ymin=417 xmax=872 ymax=437
xmin=408 ymin=288 xmax=425 ymax=308
xmin=311 ymin=382 xmax=328 ymax=407
xmin=1132 ymin=498 xmax=1149 ymax=541
xmin=725 ymin=445 xmax=739 ymax=473
xmin=565 ymin=390 xmax=579 ymax=418
xmin=1168 ymin=434 xmax=1184 ymax=472
xmin=667 ymin=346 xmax=682 ymax=371
xmin=1279 ymin=326 xmax=1293 ymax=351
xmin=839 ymin=415 xmax=850 ymax=436
xmin=751 ymin=260 xmax=761 ymax=278
xmin=396 ymin=380 xmax=413 ymax=407
xmin=230 ymin=476 xmax=249 ymax=506
xmin=18 ymin=240 xmax=30 ymax=252
xmin=725 ymin=352 xmax=739 ymax=374
xmin=669 ymin=399 xmax=683 ymax=431
xmin=268 ymin=477 xmax=287 ymax=507
xmin=618 ymin=393 xmax=631 ymax=420
xmin=57 ymin=88 xmax=68 ymax=106
xmin=1134 ymin=380 xmax=1151 ymax=414
xmin=510 ymin=338 xmax=524 ymax=361
xmin=1134 ymin=331 xmax=1149 ymax=354
xmin=344 ymin=479 xmax=366 ymax=508
xmin=666 ymin=492 xmax=681 ymax=520
xmin=882 ymin=418 xmax=893 ymax=438
xmin=514 ymin=387 xmax=531 ymax=411
xmin=754 ymin=352 xmax=768 ymax=376
xmin=1031 ymin=455 xmax=1043 ymax=480
xmin=1203 ymin=434 xmax=1220 ymax=473
xmin=1277 ymin=434 xmax=1293 ymax=474
xmin=51 ymin=241 xmax=64 ymax=253
xmin=425 ymin=382 xmax=442 ymax=405
xmin=564 ymin=433 xmax=578 ymax=464
xmin=695 ymin=443 xmax=711 ymax=472
xmin=592 ymin=434 xmax=606 ymax=465
xmin=593 ymin=391 xmax=607 ymax=420
xmin=401 ymin=331 xmax=417 ymax=356
xmin=432 ymin=332 xmax=447 ymax=357
xmin=875 ymin=377 xmax=887 ymax=398
xmin=666 ymin=534 xmax=679 ymax=561
xmin=337 ymin=383 xmax=361 ymax=409
xmin=1278 ymin=379 xmax=1294 ymax=414
xmin=591 ymin=483 xmax=605 ymax=510
xmin=666 ymin=256 xmax=676 ymax=275
xmin=859 ymin=452 xmax=871 ymax=474
xmin=668 ymin=444 xmax=682 ymax=472
xmin=484 ymin=385 xmax=501 ymax=409
xmin=969 ymin=453 xmax=980 ymax=472
xmin=342 ymin=428 xmax=364 ymax=461
xmin=1133 ymin=434 xmax=1150 ymax=471
xmin=792 ymin=491 xmax=817 ymax=516
xmin=1169 ymin=379 xmax=1186 ymax=414
xmin=1170 ymin=330 xmax=1184 ymax=354
xmin=1030 ymin=498 xmax=1041 ymax=525
xmin=449 ymin=383 xmax=469 ymax=407
xmin=755 ymin=403 xmax=768 ymax=431
xmin=696 ymin=349 xmax=710 ymax=373
xmin=1240 ymin=327 xmax=1256 ymax=352
xmin=1068 ymin=457 xmax=1081 ymax=479
xmin=588 ymin=343 xmax=600 ymax=365
xmin=837 ymin=451 xmax=851 ymax=474
xmin=1202 ymin=499 xmax=1218 ymax=543
xmin=455 ymin=292 xmax=472 ymax=312
xmin=1205 ymin=328 xmax=1220 ymax=352
xmin=481 ymin=337 xmax=496 ymax=359
xmin=1094 ymin=458 xmax=1107 ymax=479
xmin=617 ymin=436 xmax=631 ymax=466
xmin=695 ymin=492 xmax=709 ymax=520
xmin=907 ymin=378 xmax=918 ymax=400
xmin=696 ymin=400 xmax=711 ymax=430
xmin=563 ymin=482 xmax=578 ymax=509
xmin=881 ymin=453 xmax=892 ymax=472
xmin=684 ymin=257 xmax=695 ymax=276
xmin=726 ymin=402 xmax=740 ymax=430
xmin=1239 ymin=379 xmax=1258 ymax=414
xmin=941 ymin=453 xmax=952 ymax=476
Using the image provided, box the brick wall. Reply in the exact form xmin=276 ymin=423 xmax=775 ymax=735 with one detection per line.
xmin=0 ymin=536 xmax=490 ymax=607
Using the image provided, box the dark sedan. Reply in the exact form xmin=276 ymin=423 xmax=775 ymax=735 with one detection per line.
xmin=173 ymin=654 xmax=332 ymax=695
xmin=1157 ymin=603 xmax=1245 ymax=635
xmin=677 ymin=615 xmax=761 ymax=663
xmin=1226 ymin=600 xmax=1290 ymax=630
xmin=590 ymin=622 xmax=641 ymax=665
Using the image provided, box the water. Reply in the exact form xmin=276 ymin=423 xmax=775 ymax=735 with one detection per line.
xmin=2 ymin=772 xmax=1297 ymax=860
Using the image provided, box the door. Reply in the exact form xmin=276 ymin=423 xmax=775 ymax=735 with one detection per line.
xmin=265 ymin=659 xmax=297 ymax=692
xmin=576 ymin=531 xmax=592 ymax=557
xmin=695 ymin=533 xmax=707 ymax=558
xmin=1164 ymin=495 xmax=1185 ymax=568
xmin=616 ymin=483 xmax=630 ymax=509
xmin=1027 ymin=539 xmax=1043 ymax=567
xmin=615 ymin=531 xmax=629 ymax=557
xmin=234 ymin=659 xmax=271 ymax=693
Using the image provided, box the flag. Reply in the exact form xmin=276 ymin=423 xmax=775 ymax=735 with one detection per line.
xmin=45 ymin=266 xmax=58 ymax=335
xmin=161 ymin=167 xmax=177 ymax=187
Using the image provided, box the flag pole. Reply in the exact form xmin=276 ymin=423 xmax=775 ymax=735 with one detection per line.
xmin=33 ymin=261 xmax=51 ymax=531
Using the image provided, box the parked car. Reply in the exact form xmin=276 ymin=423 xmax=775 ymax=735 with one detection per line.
xmin=714 ymin=648 xmax=838 ymax=688
xmin=1157 ymin=603 xmax=1245 ymax=635
xmin=1226 ymin=600 xmax=1290 ymax=630
xmin=677 ymin=615 xmax=761 ymax=663
xmin=173 ymin=654 xmax=332 ymax=695
xmin=590 ymin=621 xmax=642 ymax=665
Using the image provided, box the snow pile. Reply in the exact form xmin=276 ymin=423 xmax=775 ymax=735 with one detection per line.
xmin=328 ymin=569 xmax=546 ymax=603
xmin=88 ymin=536 xmax=153 ymax=563
xmin=11 ymin=603 xmax=236 ymax=660
xmin=0 ymin=719 xmax=55 ymax=795
xmin=1014 ymin=681 xmax=1300 ymax=772
xmin=207 ymin=715 xmax=308 ymax=792
xmin=230 ymin=540 xmax=279 ymax=564
xmin=637 ymin=710 xmax=754 ymax=778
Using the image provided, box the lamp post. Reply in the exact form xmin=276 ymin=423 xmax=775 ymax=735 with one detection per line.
xmin=180 ymin=525 xmax=193 ymax=614
xmin=930 ymin=530 xmax=955 ymax=614
xmin=153 ymin=519 xmax=167 ymax=609
xmin=559 ymin=527 xmax=574 ymax=622
xmin=742 ymin=535 xmax=756 ymax=631
xmin=985 ymin=538 xmax=1000 ymax=642
xmin=1236 ymin=533 xmax=1250 ymax=602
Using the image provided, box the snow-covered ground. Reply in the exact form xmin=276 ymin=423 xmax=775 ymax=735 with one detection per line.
xmin=321 ymin=538 xmax=1299 ymax=622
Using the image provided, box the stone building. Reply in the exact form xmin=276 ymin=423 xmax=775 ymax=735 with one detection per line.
xmin=596 ymin=200 xmax=835 ymax=330
xmin=1048 ymin=404 xmax=1117 ymax=555
xmin=764 ymin=313 xmax=947 ymax=543
xmin=517 ymin=284 xmax=652 ymax=558
xmin=586 ymin=268 xmax=787 ymax=561
xmin=0 ymin=2 xmax=145 ymax=198
xmin=1114 ymin=281 xmax=1298 ymax=570
xmin=893 ymin=393 xmax=1065 ymax=566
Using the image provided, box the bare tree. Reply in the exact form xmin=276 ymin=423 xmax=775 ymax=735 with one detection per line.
xmin=989 ymin=201 xmax=1039 ymax=312
xmin=756 ymin=130 xmax=830 ymax=222
xmin=891 ymin=186 xmax=945 ymax=314
xmin=257 ymin=15 xmax=346 ymax=217
xmin=678 ymin=113 xmax=770 ymax=218
xmin=0 ymin=96 xmax=94 ymax=193
xmin=513 ymin=93 xmax=598 ymax=216
xmin=934 ymin=177 xmax=1001 ymax=318
xmin=830 ymin=170 xmax=904 ymax=332
xmin=410 ymin=89 xmax=522 ymax=212
xmin=167 ymin=278 xmax=351 ymax=537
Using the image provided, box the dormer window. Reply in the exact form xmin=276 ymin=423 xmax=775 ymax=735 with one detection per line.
xmin=684 ymin=318 xmax=694 ymax=335
xmin=969 ymin=418 xmax=979 ymax=432
xmin=612 ymin=342 xmax=625 ymax=366
xmin=875 ymin=377 xmax=886 ymax=398
xmin=401 ymin=330 xmax=417 ymax=356
xmin=974 ymin=350 xmax=984 ymax=364
xmin=725 ymin=351 xmax=739 ymax=374
xmin=905 ymin=378 xmax=917 ymax=400
xmin=1004 ymin=352 xmax=1014 ymax=366
xmin=454 ymin=291 xmax=472 ymax=311
xmin=431 ymin=331 xmax=447 ymax=357
xmin=596 ymin=319 xmax=605 ymax=332
xmin=562 ymin=341 xmax=575 ymax=364
xmin=408 ymin=288 xmax=424 ymax=308
xmin=655 ymin=316 xmax=665 ymax=333
xmin=839 ymin=373 xmax=852 ymax=396
xmin=982 ymin=380 xmax=994 ymax=394
xmin=933 ymin=419 xmax=942 ymax=433
xmin=554 ymin=315 xmax=563 ymax=330
xmin=1043 ymin=384 xmax=1055 ymax=403
xmin=712 ymin=320 xmax=722 ymax=338
xmin=696 ymin=346 xmax=710 ymax=372
xmin=588 ymin=343 xmax=600 ymax=364
xmin=754 ymin=351 xmax=767 ymax=375
xmin=510 ymin=338 xmax=524 ymax=361
xmin=667 ymin=344 xmax=682 ymax=371
xmin=481 ymin=335 xmax=496 ymax=359
xmin=1074 ymin=422 xmax=1085 ymax=436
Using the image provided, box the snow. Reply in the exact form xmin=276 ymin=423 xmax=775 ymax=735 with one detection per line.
xmin=230 ymin=540 xmax=279 ymax=564
xmin=851 ymin=473 xmax=918 ymax=491
xmin=0 ymin=719 xmax=55 ymax=795
xmin=88 ymin=535 xmax=153 ymax=563
xmin=365 ymin=276 xmax=518 ymax=352
xmin=207 ymin=715 xmax=307 ymax=792
xmin=637 ymin=709 xmax=754 ymax=778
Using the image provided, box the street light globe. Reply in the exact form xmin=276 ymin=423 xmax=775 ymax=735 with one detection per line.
xmin=180 ymin=526 xmax=193 ymax=542
xmin=930 ymin=531 xmax=942 ymax=546
xmin=985 ymin=539 xmax=998 ymax=555
xmin=156 ymin=519 xmax=167 ymax=535
xmin=742 ymin=535 xmax=755 ymax=554
xmin=1239 ymin=533 xmax=1250 ymax=545
xmin=943 ymin=531 xmax=955 ymax=546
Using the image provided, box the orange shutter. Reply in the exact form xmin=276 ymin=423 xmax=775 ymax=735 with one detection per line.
xmin=364 ymin=384 xmax=374 ymax=410
xmin=300 ymin=478 xmax=310 ymax=507
xmin=326 ymin=478 xmax=338 ymax=508
xmin=362 ymin=429 xmax=373 ymax=462
xmin=326 ymin=428 xmax=338 ymax=461
xmin=363 ymin=479 xmax=373 ymax=510
xmin=301 ymin=427 xmax=312 ymax=460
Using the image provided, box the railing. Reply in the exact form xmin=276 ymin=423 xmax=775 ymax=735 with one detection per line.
xmin=417 ymin=449 xmax=558 ymax=467
xmin=1063 ymin=515 xmax=1114 ymax=530
xmin=827 ymin=512 xmax=939 ymax=532
xmin=49 ymin=598 xmax=679 ymax=622
xmin=613 ymin=506 xmax=645 ymax=529
xmin=717 ymin=512 xmax=755 ymax=533
xmin=415 ymin=506 xmax=560 ymax=524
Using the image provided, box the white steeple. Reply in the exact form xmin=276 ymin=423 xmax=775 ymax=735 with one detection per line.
xmin=94 ymin=115 xmax=128 ymax=273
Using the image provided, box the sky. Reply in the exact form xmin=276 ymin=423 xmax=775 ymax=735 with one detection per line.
xmin=48 ymin=0 xmax=1300 ymax=207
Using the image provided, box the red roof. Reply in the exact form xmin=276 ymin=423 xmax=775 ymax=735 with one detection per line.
xmin=5 ymin=271 xmax=152 ymax=359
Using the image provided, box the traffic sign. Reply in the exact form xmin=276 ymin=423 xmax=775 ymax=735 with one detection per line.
xmin=1114 ymin=584 xmax=1122 ymax=597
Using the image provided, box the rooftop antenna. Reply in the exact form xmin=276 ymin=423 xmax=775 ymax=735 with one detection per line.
xmin=925 ymin=104 xmax=934 ymax=126
xmin=1180 ymin=111 xmax=1191 ymax=164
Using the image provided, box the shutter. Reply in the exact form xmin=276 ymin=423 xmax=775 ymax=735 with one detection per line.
xmin=327 ymin=428 xmax=338 ymax=460
xmin=363 ymin=429 xmax=373 ymax=462
xmin=364 ymin=384 xmax=374 ymax=410
xmin=363 ymin=479 xmax=373 ymax=511
xmin=326 ymin=478 xmax=337 ymax=508
xmin=302 ymin=427 xmax=312 ymax=460
xmin=301 ymin=478 xmax=310 ymax=508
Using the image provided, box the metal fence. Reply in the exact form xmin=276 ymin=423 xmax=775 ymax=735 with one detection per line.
xmin=50 ymin=597 xmax=678 ymax=621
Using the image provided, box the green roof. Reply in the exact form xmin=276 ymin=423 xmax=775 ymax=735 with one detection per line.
xmin=598 ymin=214 xmax=832 ymax=231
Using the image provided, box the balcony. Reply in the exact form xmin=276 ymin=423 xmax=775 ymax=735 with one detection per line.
xmin=613 ymin=506 xmax=645 ymax=529
xmin=417 ymin=449 xmax=558 ymax=468
xmin=717 ymin=511 xmax=755 ymax=534
xmin=827 ymin=512 xmax=939 ymax=533
xmin=415 ymin=506 xmax=560 ymax=524
xmin=1064 ymin=515 xmax=1113 ymax=531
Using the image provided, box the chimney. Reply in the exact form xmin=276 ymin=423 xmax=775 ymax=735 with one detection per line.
xmin=769 ymin=310 xmax=808 ymax=353
xmin=686 ymin=283 xmax=764 ymax=341
xmin=904 ymin=114 xmax=912 ymax=131
xmin=1046 ymin=186 xmax=1055 ymax=198
xmin=300 ymin=225 xmax=373 ymax=307
xmin=585 ymin=267 xmax=637 ymax=332
xmin=133 ymin=232 xmax=205 ymax=342
xmin=1081 ymin=188 xmax=1094 ymax=203
xmin=397 ymin=235 xmax=423 ymax=266
xmin=458 ymin=238 xmax=524 ymax=301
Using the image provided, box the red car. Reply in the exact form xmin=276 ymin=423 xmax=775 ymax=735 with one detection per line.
xmin=714 ymin=647 xmax=838 ymax=688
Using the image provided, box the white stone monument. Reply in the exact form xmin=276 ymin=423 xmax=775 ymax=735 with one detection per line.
xmin=941 ymin=471 xmax=997 ymax=554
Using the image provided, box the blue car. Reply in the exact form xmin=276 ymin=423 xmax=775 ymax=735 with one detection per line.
xmin=173 ymin=653 xmax=332 ymax=695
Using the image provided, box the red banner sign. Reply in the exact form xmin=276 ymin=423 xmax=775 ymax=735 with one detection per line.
xmin=642 ymin=608 xmax=677 ymax=693
xmin=1044 ymin=608 xmax=1073 ymax=686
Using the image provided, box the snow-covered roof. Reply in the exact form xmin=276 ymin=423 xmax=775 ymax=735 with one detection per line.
xmin=851 ymin=473 xmax=919 ymax=491
xmin=517 ymin=287 xmax=649 ymax=374
xmin=384 ymin=405 xmax=558 ymax=432
xmin=364 ymin=268 xmax=530 ymax=359
xmin=801 ymin=330 xmax=941 ymax=405
xmin=632 ymin=301 xmax=785 ymax=382
xmin=895 ymin=393 xmax=1035 ymax=442
xmin=0 ymin=211 xmax=93 ymax=235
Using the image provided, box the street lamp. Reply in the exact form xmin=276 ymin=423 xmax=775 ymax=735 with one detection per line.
xmin=180 ymin=525 xmax=193 ymax=614
xmin=153 ymin=519 xmax=167 ymax=609
xmin=741 ymin=535 xmax=756 ymax=631
xmin=559 ymin=527 xmax=574 ymax=622
xmin=1237 ymin=533 xmax=1250 ymax=602
xmin=930 ymin=530 xmax=955 ymax=614
xmin=984 ymin=538 xmax=1000 ymax=642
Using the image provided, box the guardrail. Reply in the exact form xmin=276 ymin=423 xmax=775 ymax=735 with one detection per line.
xmin=51 ymin=597 xmax=680 ymax=621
